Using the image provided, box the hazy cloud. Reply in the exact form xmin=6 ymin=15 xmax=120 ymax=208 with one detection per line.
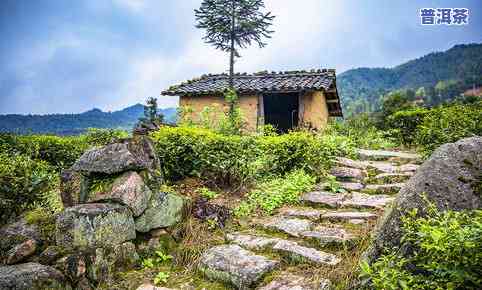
xmin=0 ymin=0 xmax=480 ymax=114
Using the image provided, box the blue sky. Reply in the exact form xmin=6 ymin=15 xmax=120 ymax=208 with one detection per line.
xmin=0 ymin=0 xmax=481 ymax=114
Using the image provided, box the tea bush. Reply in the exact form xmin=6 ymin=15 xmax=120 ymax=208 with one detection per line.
xmin=415 ymin=102 xmax=482 ymax=156
xmin=325 ymin=114 xmax=398 ymax=150
xmin=151 ymin=126 xmax=355 ymax=186
xmin=0 ymin=152 xmax=59 ymax=221
xmin=360 ymin=207 xmax=482 ymax=290
xmin=387 ymin=107 xmax=429 ymax=145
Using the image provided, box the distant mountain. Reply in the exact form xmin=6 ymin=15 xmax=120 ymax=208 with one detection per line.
xmin=338 ymin=43 xmax=482 ymax=115
xmin=0 ymin=104 xmax=177 ymax=135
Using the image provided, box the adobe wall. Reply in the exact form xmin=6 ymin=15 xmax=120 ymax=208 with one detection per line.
xmin=300 ymin=91 xmax=329 ymax=130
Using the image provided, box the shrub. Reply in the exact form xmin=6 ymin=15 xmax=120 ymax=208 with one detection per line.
xmin=387 ymin=107 xmax=429 ymax=145
xmin=325 ymin=114 xmax=397 ymax=149
xmin=360 ymin=207 xmax=482 ymax=290
xmin=151 ymin=126 xmax=355 ymax=186
xmin=0 ymin=153 xmax=59 ymax=219
xmin=234 ymin=169 xmax=316 ymax=217
xmin=415 ymin=102 xmax=482 ymax=156
xmin=82 ymin=128 xmax=129 ymax=146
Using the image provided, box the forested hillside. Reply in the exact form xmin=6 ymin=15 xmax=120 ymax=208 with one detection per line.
xmin=338 ymin=43 xmax=482 ymax=116
xmin=0 ymin=104 xmax=177 ymax=135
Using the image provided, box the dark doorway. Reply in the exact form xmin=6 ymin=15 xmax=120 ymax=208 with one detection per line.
xmin=263 ymin=93 xmax=299 ymax=133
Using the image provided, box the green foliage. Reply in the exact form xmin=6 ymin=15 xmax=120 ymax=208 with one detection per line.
xmin=234 ymin=169 xmax=316 ymax=217
xmin=83 ymin=128 xmax=129 ymax=146
xmin=0 ymin=153 xmax=59 ymax=218
xmin=325 ymin=114 xmax=397 ymax=149
xmin=151 ymin=127 xmax=354 ymax=187
xmin=324 ymin=175 xmax=343 ymax=193
xmin=220 ymin=89 xmax=245 ymax=135
xmin=415 ymin=101 xmax=482 ymax=156
xmin=198 ymin=187 xmax=219 ymax=200
xmin=360 ymin=207 xmax=482 ymax=290
xmin=142 ymin=250 xmax=173 ymax=269
xmin=387 ymin=107 xmax=429 ymax=145
xmin=154 ymin=271 xmax=170 ymax=285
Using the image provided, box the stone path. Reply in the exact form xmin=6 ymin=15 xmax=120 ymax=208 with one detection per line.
xmin=198 ymin=149 xmax=420 ymax=289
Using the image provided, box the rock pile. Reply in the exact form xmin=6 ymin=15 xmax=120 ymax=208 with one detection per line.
xmin=0 ymin=135 xmax=188 ymax=290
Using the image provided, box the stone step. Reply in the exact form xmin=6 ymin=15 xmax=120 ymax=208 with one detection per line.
xmin=321 ymin=211 xmax=377 ymax=221
xmin=257 ymin=272 xmax=331 ymax=290
xmin=199 ymin=244 xmax=279 ymax=289
xmin=278 ymin=207 xmax=325 ymax=220
xmin=362 ymin=183 xmax=405 ymax=195
xmin=335 ymin=157 xmax=368 ymax=170
xmin=317 ymin=182 xmax=365 ymax=192
xmin=300 ymin=226 xmax=357 ymax=246
xmin=341 ymin=192 xmax=395 ymax=209
xmin=330 ymin=166 xmax=366 ymax=181
xmin=258 ymin=217 xmax=313 ymax=237
xmin=300 ymin=191 xmax=346 ymax=208
xmin=365 ymin=161 xmax=399 ymax=173
xmin=373 ymin=172 xmax=412 ymax=183
xmin=356 ymin=149 xmax=421 ymax=162
xmin=227 ymin=233 xmax=341 ymax=266
xmin=399 ymin=164 xmax=420 ymax=172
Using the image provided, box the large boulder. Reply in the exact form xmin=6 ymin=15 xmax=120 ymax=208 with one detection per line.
xmin=72 ymin=136 xmax=160 ymax=175
xmin=87 ymin=171 xmax=152 ymax=217
xmin=60 ymin=169 xmax=84 ymax=208
xmin=56 ymin=203 xmax=136 ymax=249
xmin=364 ymin=137 xmax=482 ymax=262
xmin=0 ymin=218 xmax=42 ymax=265
xmin=0 ymin=262 xmax=72 ymax=290
xmin=135 ymin=192 xmax=187 ymax=233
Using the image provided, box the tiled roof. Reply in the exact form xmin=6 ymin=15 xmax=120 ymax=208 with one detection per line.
xmin=162 ymin=69 xmax=342 ymax=117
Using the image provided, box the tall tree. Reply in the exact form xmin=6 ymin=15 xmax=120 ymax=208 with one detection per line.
xmin=195 ymin=0 xmax=275 ymax=89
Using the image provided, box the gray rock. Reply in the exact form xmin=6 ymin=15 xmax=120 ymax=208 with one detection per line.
xmin=364 ymin=137 xmax=482 ymax=263
xmin=398 ymin=164 xmax=420 ymax=172
xmin=278 ymin=208 xmax=325 ymax=220
xmin=227 ymin=233 xmax=341 ymax=266
xmin=365 ymin=161 xmax=398 ymax=173
xmin=272 ymin=240 xmax=340 ymax=266
xmin=72 ymin=136 xmax=159 ymax=175
xmin=330 ymin=167 xmax=366 ymax=181
xmin=88 ymin=171 xmax=152 ymax=217
xmin=258 ymin=272 xmax=331 ymax=290
xmin=5 ymin=239 xmax=37 ymax=265
xmin=363 ymin=183 xmax=405 ymax=194
xmin=373 ymin=172 xmax=412 ymax=183
xmin=259 ymin=217 xmax=313 ymax=237
xmin=0 ymin=218 xmax=41 ymax=265
xmin=227 ymin=233 xmax=280 ymax=250
xmin=55 ymin=253 xmax=87 ymax=283
xmin=60 ymin=169 xmax=84 ymax=208
xmin=86 ymin=242 xmax=140 ymax=284
xmin=56 ymin=203 xmax=136 ymax=249
xmin=342 ymin=192 xmax=394 ymax=209
xmin=356 ymin=149 xmax=420 ymax=162
xmin=135 ymin=192 xmax=187 ymax=233
xmin=349 ymin=219 xmax=366 ymax=225
xmin=0 ymin=262 xmax=72 ymax=290
xmin=200 ymin=244 xmax=278 ymax=289
xmin=300 ymin=191 xmax=346 ymax=208
xmin=334 ymin=157 xmax=368 ymax=170
xmin=301 ymin=226 xmax=356 ymax=246
xmin=321 ymin=211 xmax=377 ymax=221
xmin=339 ymin=182 xmax=365 ymax=191
xmin=137 ymin=284 xmax=174 ymax=290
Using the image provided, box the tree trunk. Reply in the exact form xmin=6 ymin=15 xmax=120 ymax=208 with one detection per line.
xmin=228 ymin=0 xmax=236 ymax=116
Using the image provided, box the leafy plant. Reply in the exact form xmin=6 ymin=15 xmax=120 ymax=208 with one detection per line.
xmin=235 ymin=169 xmax=316 ymax=217
xmin=387 ymin=107 xmax=429 ymax=145
xmin=141 ymin=250 xmax=173 ymax=269
xmin=415 ymin=101 xmax=482 ymax=156
xmin=325 ymin=175 xmax=343 ymax=193
xmin=360 ymin=206 xmax=482 ymax=289
xmin=153 ymin=271 xmax=170 ymax=285
xmin=198 ymin=187 xmax=219 ymax=200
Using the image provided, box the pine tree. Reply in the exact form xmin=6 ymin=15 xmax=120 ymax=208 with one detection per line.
xmin=195 ymin=0 xmax=275 ymax=89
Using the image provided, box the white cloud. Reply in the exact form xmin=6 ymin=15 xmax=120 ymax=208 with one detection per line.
xmin=112 ymin=0 xmax=146 ymax=12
